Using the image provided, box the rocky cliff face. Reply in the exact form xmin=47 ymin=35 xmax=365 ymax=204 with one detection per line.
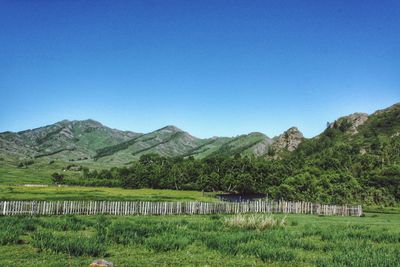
xmin=329 ymin=113 xmax=368 ymax=134
xmin=272 ymin=127 xmax=304 ymax=152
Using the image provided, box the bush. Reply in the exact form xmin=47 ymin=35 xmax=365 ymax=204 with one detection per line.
xmin=17 ymin=160 xmax=34 ymax=168
xmin=51 ymin=172 xmax=64 ymax=184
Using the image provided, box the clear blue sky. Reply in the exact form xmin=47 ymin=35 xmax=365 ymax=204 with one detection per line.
xmin=0 ymin=0 xmax=399 ymax=138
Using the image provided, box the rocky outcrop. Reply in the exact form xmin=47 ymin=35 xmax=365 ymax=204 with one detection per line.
xmin=272 ymin=127 xmax=304 ymax=152
xmin=329 ymin=113 xmax=368 ymax=134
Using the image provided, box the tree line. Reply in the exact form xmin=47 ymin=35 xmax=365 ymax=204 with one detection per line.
xmin=54 ymin=109 xmax=400 ymax=206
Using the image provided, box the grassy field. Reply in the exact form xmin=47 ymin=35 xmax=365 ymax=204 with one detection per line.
xmin=0 ymin=162 xmax=55 ymax=185
xmin=0 ymin=213 xmax=399 ymax=266
xmin=0 ymin=185 xmax=218 ymax=202
xmin=0 ymin=160 xmax=115 ymax=185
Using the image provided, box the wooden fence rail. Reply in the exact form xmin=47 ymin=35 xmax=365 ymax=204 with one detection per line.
xmin=0 ymin=200 xmax=362 ymax=216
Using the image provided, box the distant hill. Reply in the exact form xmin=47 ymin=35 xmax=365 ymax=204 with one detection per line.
xmin=292 ymin=103 xmax=400 ymax=162
xmin=0 ymin=121 xmax=299 ymax=164
xmin=0 ymin=119 xmax=140 ymax=162
xmin=1 ymin=102 xmax=399 ymax=167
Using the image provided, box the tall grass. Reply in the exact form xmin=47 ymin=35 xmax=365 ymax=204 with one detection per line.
xmin=0 ymin=226 xmax=21 ymax=245
xmin=145 ymin=233 xmax=191 ymax=252
xmin=0 ymin=214 xmax=399 ymax=266
xmin=39 ymin=215 xmax=92 ymax=231
xmin=107 ymin=221 xmax=151 ymax=245
xmin=259 ymin=245 xmax=296 ymax=262
xmin=224 ymin=214 xmax=286 ymax=230
xmin=0 ymin=217 xmax=37 ymax=245
xmin=32 ymin=231 xmax=105 ymax=256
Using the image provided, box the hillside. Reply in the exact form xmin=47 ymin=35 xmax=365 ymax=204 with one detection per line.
xmin=0 ymin=102 xmax=399 ymax=204
xmin=0 ymin=120 xmax=140 ymax=162
xmin=0 ymin=121 xmax=299 ymax=165
xmin=208 ymin=132 xmax=273 ymax=158
xmin=60 ymin=102 xmax=399 ymax=205
xmin=95 ymin=126 xmax=207 ymax=164
xmin=283 ymin=103 xmax=400 ymax=203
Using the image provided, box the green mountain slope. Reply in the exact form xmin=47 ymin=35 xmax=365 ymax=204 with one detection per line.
xmin=282 ymin=103 xmax=400 ymax=203
xmin=0 ymin=120 xmax=302 ymax=166
xmin=1 ymin=102 xmax=399 ymax=203
xmin=208 ymin=132 xmax=273 ymax=157
xmin=0 ymin=119 xmax=140 ymax=162
xmin=96 ymin=126 xmax=208 ymax=164
xmin=2 ymin=103 xmax=399 ymax=170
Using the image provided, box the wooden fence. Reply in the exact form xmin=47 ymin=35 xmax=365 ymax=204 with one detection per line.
xmin=0 ymin=200 xmax=362 ymax=216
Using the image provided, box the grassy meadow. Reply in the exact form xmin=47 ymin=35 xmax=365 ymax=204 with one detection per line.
xmin=1 ymin=160 xmax=400 ymax=266
xmin=0 ymin=185 xmax=218 ymax=202
xmin=0 ymin=213 xmax=399 ymax=267
xmin=0 ymin=159 xmax=113 ymax=185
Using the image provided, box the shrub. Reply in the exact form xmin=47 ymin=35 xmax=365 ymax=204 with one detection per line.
xmin=51 ymin=172 xmax=65 ymax=184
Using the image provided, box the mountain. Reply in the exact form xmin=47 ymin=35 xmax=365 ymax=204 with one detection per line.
xmin=0 ymin=120 xmax=291 ymax=164
xmin=207 ymin=132 xmax=273 ymax=158
xmin=1 ymin=102 xmax=399 ymax=167
xmin=95 ymin=125 xmax=207 ymax=164
xmin=0 ymin=119 xmax=140 ymax=162
xmin=284 ymin=103 xmax=400 ymax=203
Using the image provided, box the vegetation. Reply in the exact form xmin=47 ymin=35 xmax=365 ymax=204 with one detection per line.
xmin=32 ymin=231 xmax=105 ymax=256
xmin=1 ymin=104 xmax=399 ymax=206
xmin=44 ymin=105 xmax=397 ymax=206
xmin=0 ymin=185 xmax=218 ymax=202
xmin=224 ymin=214 xmax=286 ymax=230
xmin=51 ymin=172 xmax=64 ymax=184
xmin=0 ymin=213 xmax=399 ymax=266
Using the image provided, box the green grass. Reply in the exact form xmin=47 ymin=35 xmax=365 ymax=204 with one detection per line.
xmin=0 ymin=162 xmax=55 ymax=185
xmin=0 ymin=213 xmax=399 ymax=266
xmin=0 ymin=160 xmax=103 ymax=185
xmin=363 ymin=205 xmax=400 ymax=214
xmin=0 ymin=185 xmax=219 ymax=202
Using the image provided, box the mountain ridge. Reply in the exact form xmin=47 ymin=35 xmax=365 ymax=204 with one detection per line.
xmin=1 ymin=102 xmax=399 ymax=164
xmin=0 ymin=119 xmax=292 ymax=163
